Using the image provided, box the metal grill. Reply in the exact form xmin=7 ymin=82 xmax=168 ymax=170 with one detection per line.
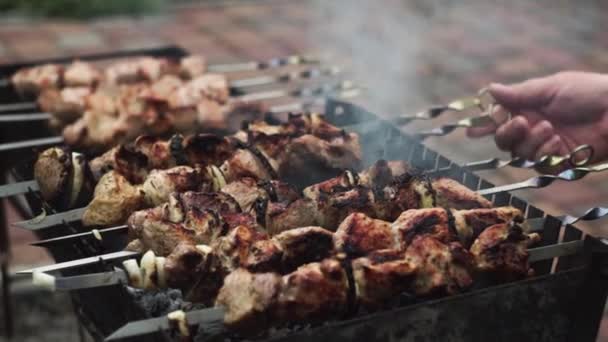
xmin=1 ymin=48 xmax=608 ymax=342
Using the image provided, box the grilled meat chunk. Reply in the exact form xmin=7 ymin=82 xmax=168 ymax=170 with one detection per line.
xmin=63 ymin=61 xmax=101 ymax=87
xmin=359 ymin=159 xmax=410 ymax=188
xmin=275 ymin=259 xmax=349 ymax=324
xmin=470 ymin=223 xmax=541 ymax=280
xmin=216 ymin=268 xmax=282 ymax=335
xmin=127 ymin=191 xmax=243 ymax=255
xmin=82 ymin=171 xmax=143 ymax=227
xmin=264 ymin=198 xmax=318 ymax=235
xmin=34 ymin=147 xmax=72 ymax=204
xmin=432 ymin=177 xmax=492 ymax=209
xmin=218 ymin=259 xmax=349 ymax=336
xmin=334 ymin=213 xmax=395 ymax=257
xmin=141 ymin=166 xmax=202 ymax=206
xmin=273 ymin=226 xmax=335 ymax=272
xmin=352 ymin=249 xmax=416 ymax=310
xmin=405 ymin=236 xmax=474 ymax=296
xmin=391 ymin=208 xmax=455 ymax=249
xmin=212 ymin=225 xmax=269 ymax=272
xmin=451 ymin=207 xmax=524 ymax=247
xmin=37 ymin=87 xmax=92 ymax=123
xmin=12 ymin=64 xmax=63 ymax=94
xmin=164 ymin=242 xmax=211 ymax=290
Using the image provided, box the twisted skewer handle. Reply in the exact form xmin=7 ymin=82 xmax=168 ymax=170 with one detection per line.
xmin=477 ymin=162 xmax=608 ymax=195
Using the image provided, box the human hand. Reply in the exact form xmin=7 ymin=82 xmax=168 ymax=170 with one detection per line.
xmin=467 ymin=71 xmax=608 ymax=163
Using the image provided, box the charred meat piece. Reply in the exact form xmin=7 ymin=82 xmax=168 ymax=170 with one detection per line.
xmin=432 ymin=177 xmax=492 ymax=210
xmin=264 ymin=198 xmax=318 ymax=235
xmin=275 ymin=259 xmax=349 ymax=325
xmin=315 ymin=186 xmax=377 ymax=230
xmin=374 ymin=174 xmax=435 ymax=220
xmin=105 ymin=57 xmax=167 ymax=84
xmin=212 ymin=225 xmax=269 ymax=272
xmin=451 ymin=206 xmax=524 ymax=247
xmin=34 ymin=147 xmax=72 ymax=204
xmin=358 ymin=159 xmax=410 ymax=188
xmin=12 ymin=63 xmax=63 ymax=94
xmin=405 ymin=236 xmax=474 ymax=296
xmin=176 ymin=55 xmax=207 ymax=79
xmin=37 ymin=87 xmax=92 ymax=123
xmin=470 ymin=223 xmax=541 ymax=280
xmin=218 ymin=259 xmax=349 ymax=336
xmin=63 ymin=61 xmax=101 ymax=87
xmin=391 ymin=208 xmax=455 ymax=250
xmin=82 ymin=171 xmax=143 ymax=227
xmin=334 ymin=213 xmax=395 ymax=257
xmin=216 ymin=268 xmax=282 ymax=335
xmin=164 ymin=242 xmax=211 ymax=290
xmin=273 ymin=226 xmax=335 ymax=272
xmin=352 ymin=249 xmax=416 ymax=310
xmin=141 ymin=166 xmax=202 ymax=207
xmin=302 ymin=170 xmax=359 ymax=202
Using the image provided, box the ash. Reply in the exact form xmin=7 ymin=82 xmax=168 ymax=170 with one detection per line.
xmin=127 ymin=287 xmax=186 ymax=317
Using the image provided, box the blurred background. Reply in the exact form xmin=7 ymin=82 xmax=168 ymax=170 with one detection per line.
xmin=2 ymin=0 xmax=608 ymax=340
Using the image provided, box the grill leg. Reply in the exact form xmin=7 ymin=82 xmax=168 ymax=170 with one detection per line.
xmin=0 ymin=198 xmax=13 ymax=339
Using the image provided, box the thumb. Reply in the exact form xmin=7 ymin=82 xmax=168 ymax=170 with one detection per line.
xmin=489 ymin=77 xmax=555 ymax=110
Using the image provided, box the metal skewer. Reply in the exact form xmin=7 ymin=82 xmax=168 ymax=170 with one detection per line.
xmin=410 ymin=114 xmax=497 ymax=140
xmin=395 ymin=97 xmax=483 ymax=125
xmin=477 ymin=163 xmax=608 ymax=196
xmin=432 ymin=145 xmax=594 ymax=174
xmin=0 ymin=81 xmax=359 ymax=153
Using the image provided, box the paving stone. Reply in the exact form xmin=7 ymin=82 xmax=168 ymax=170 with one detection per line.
xmin=58 ymin=31 xmax=106 ymax=50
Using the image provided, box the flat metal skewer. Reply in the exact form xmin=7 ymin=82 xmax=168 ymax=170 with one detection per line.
xmin=477 ymin=163 xmax=608 ymax=196
xmin=432 ymin=145 xmax=593 ymax=174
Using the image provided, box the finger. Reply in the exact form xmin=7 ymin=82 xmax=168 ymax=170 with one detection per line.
xmin=512 ymin=120 xmax=555 ymax=160
xmin=494 ymin=116 xmax=530 ymax=152
xmin=466 ymin=105 xmax=510 ymax=138
xmin=466 ymin=125 xmax=496 ymax=138
xmin=489 ymin=76 xmax=557 ymax=110
xmin=534 ymin=135 xmax=565 ymax=160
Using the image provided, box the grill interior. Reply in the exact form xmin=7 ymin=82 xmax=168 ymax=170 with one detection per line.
xmin=1 ymin=47 xmax=608 ymax=342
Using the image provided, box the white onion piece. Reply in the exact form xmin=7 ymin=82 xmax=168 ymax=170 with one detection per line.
xmin=140 ymin=250 xmax=157 ymax=289
xmin=155 ymin=257 xmax=167 ymax=288
xmin=32 ymin=271 xmax=56 ymax=291
xmin=122 ymin=259 xmax=143 ymax=288
xmin=167 ymin=310 xmax=190 ymax=337
xmin=68 ymin=152 xmax=85 ymax=207
xmin=92 ymin=229 xmax=102 ymax=241
xmin=167 ymin=194 xmax=184 ymax=223
xmin=196 ymin=244 xmax=212 ymax=255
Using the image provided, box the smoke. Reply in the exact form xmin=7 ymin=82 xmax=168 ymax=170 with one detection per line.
xmin=309 ymin=0 xmax=440 ymax=118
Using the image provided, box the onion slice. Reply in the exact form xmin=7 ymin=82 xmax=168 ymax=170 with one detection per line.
xmin=122 ymin=259 xmax=143 ymax=288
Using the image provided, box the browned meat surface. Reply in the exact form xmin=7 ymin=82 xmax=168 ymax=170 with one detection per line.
xmin=451 ymin=207 xmax=524 ymax=247
xmin=34 ymin=147 xmax=71 ymax=203
xmin=216 ymin=268 xmax=282 ymax=335
xmin=391 ymin=208 xmax=455 ymax=249
xmin=141 ymin=166 xmax=202 ymax=206
xmin=352 ymin=249 xmax=416 ymax=310
xmin=334 ymin=213 xmax=395 ymax=257
xmin=405 ymin=236 xmax=474 ymax=296
xmin=432 ymin=177 xmax=492 ymax=209
xmin=470 ymin=223 xmax=541 ymax=280
xmin=12 ymin=64 xmax=63 ymax=94
xmin=82 ymin=171 xmax=143 ymax=227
